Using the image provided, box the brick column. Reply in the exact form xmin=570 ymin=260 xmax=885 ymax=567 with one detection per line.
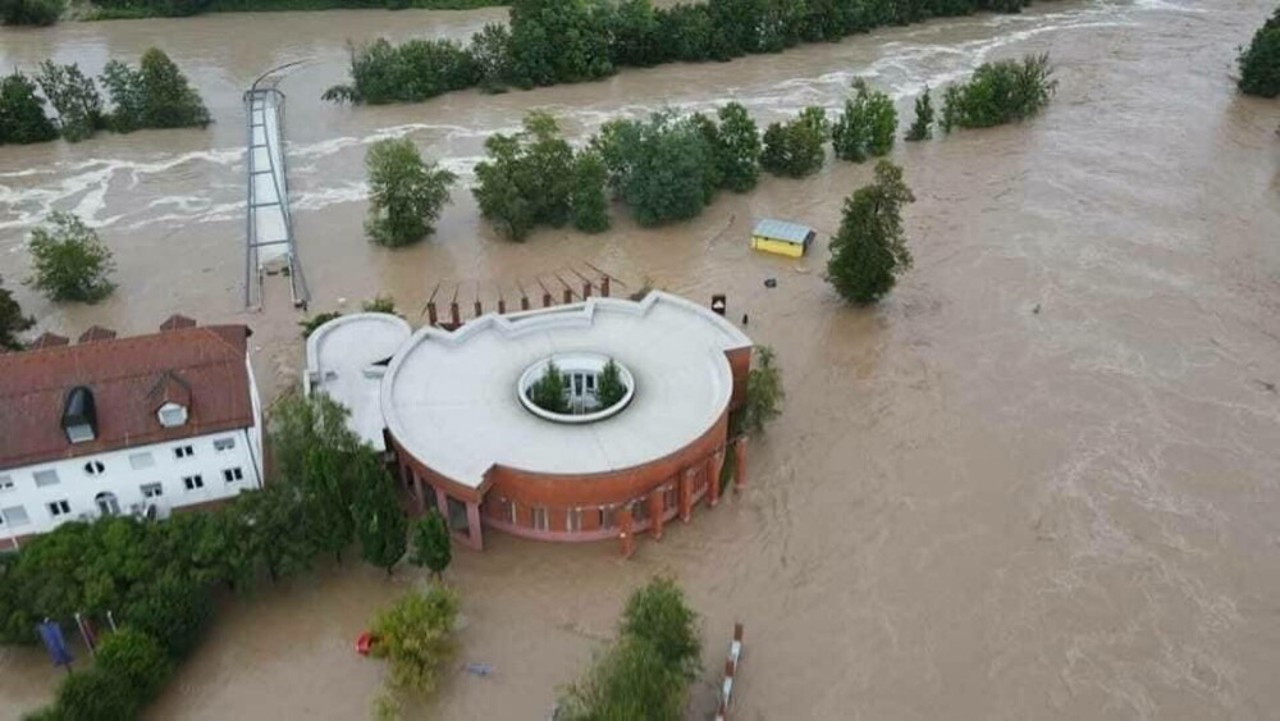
xmin=648 ymin=490 xmax=665 ymax=540
xmin=449 ymin=302 xmax=461 ymax=327
xmin=618 ymin=507 xmax=635 ymax=558
xmin=679 ymin=468 xmax=695 ymax=523
xmin=734 ymin=436 xmax=747 ymax=491
xmin=465 ymin=501 xmax=484 ymax=551
xmin=433 ymin=486 xmax=449 ymax=517
xmin=427 ymin=302 xmax=438 ymax=326
xmin=706 ymin=454 xmax=721 ymax=508
xmin=601 ymin=276 xmax=610 ymax=297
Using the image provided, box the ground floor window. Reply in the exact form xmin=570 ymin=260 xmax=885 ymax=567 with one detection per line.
xmin=567 ymin=508 xmax=582 ymax=532
xmin=222 ymin=467 xmax=244 ymax=483
xmin=599 ymin=506 xmax=617 ymax=529
xmin=183 ymin=475 xmax=204 ymax=491
xmin=632 ymin=498 xmax=649 ymax=523
xmin=141 ymin=483 xmax=163 ymax=498
xmin=47 ymin=500 xmax=71 ymax=517
xmin=532 ymin=506 xmax=548 ymax=531
xmin=664 ymin=484 xmax=678 ymax=510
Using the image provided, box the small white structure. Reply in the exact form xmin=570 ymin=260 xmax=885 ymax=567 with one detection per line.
xmin=304 ymin=313 xmax=412 ymax=451
xmin=0 ymin=318 xmax=264 ymax=550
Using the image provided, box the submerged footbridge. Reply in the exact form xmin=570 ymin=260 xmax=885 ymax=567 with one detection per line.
xmin=243 ymin=63 xmax=309 ymax=309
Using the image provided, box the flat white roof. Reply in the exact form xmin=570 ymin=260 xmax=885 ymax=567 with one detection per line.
xmin=381 ymin=292 xmax=752 ymax=489
xmin=305 ymin=313 xmax=412 ymax=451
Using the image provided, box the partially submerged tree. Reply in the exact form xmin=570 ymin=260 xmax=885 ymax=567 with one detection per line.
xmin=472 ymin=112 xmax=576 ymax=241
xmin=36 ymin=62 xmax=105 ymax=143
xmin=618 ymin=577 xmax=701 ymax=678
xmin=0 ymin=275 xmax=34 ymax=351
xmin=761 ymin=106 xmax=828 ymax=178
xmin=1238 ymin=7 xmax=1280 ymax=97
xmin=101 ymin=48 xmax=210 ymax=132
xmin=571 ymin=149 xmax=611 ymax=233
xmin=370 ymin=585 xmax=460 ymax=694
xmin=0 ymin=0 xmax=63 ymax=26
xmin=25 ymin=212 xmax=116 ymax=303
xmin=410 ymin=508 xmax=452 ymax=581
xmin=941 ymin=53 xmax=1057 ymax=131
xmin=593 ymin=110 xmax=717 ymax=226
xmin=0 ymin=72 xmax=58 ymax=145
xmin=905 ymin=87 xmax=934 ymax=141
xmin=826 ymin=160 xmax=915 ymax=304
xmin=365 ymin=138 xmax=457 ymax=247
xmin=713 ymin=102 xmax=763 ymax=193
xmin=832 ymin=78 xmax=897 ymax=162
xmin=353 ymin=451 xmax=408 ymax=575
xmin=737 ymin=345 xmax=784 ymax=435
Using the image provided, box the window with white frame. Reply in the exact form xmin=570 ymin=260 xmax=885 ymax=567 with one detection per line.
xmin=0 ymin=475 xmax=13 ymax=493
xmin=532 ymin=506 xmax=549 ymax=531
xmin=174 ymin=445 xmax=195 ymax=459
xmin=1 ymin=506 xmax=30 ymax=526
xmin=83 ymin=460 xmax=105 ymax=476
xmin=129 ymin=452 xmax=154 ymax=470
xmin=157 ymin=402 xmax=188 ymax=428
xmin=222 ymin=467 xmax=244 ymax=483
xmin=33 ymin=469 xmax=60 ymax=487
xmin=141 ymin=483 xmax=164 ymax=498
xmin=213 ymin=437 xmax=236 ymax=452
xmin=182 ymin=475 xmax=204 ymax=491
xmin=567 ymin=507 xmax=582 ymax=532
xmin=47 ymin=500 xmax=71 ymax=517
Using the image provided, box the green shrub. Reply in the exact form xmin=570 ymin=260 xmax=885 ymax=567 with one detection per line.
xmin=711 ymin=102 xmax=762 ymax=193
xmin=410 ymin=509 xmax=452 ymax=580
xmin=832 ymin=78 xmax=898 ymax=162
xmin=1238 ymin=7 xmax=1280 ymax=97
xmin=370 ymin=586 xmax=460 ymax=694
xmin=571 ymin=150 xmax=611 ymax=233
xmin=736 ymin=345 xmax=784 ymax=435
xmin=618 ymin=577 xmax=700 ymax=677
xmin=529 ymin=361 xmax=570 ymax=413
xmin=761 ymin=106 xmax=828 ymax=178
xmin=0 ymin=0 xmax=62 ymax=25
xmin=597 ymin=358 xmax=627 ymax=408
xmin=25 ymin=212 xmax=116 ymax=303
xmin=52 ymin=667 xmax=137 ymax=721
xmin=941 ymin=53 xmax=1056 ymax=131
xmin=324 ymin=38 xmax=477 ymax=105
xmin=0 ymin=72 xmax=58 ymax=145
xmin=365 ymin=138 xmax=457 ymax=247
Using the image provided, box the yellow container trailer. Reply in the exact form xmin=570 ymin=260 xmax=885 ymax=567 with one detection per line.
xmin=750 ymin=219 xmax=816 ymax=258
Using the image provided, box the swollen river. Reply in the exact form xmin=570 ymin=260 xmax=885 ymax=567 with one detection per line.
xmin=2 ymin=0 xmax=1279 ymax=718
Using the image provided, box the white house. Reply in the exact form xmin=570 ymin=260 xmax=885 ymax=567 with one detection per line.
xmin=0 ymin=316 xmax=264 ymax=551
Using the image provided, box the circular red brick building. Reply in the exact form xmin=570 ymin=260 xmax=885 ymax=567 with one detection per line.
xmin=380 ymin=291 xmax=753 ymax=550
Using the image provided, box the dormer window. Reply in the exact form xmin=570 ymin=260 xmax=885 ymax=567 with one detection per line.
xmin=62 ymin=386 xmax=97 ymax=444
xmin=157 ymin=402 xmax=188 ymax=428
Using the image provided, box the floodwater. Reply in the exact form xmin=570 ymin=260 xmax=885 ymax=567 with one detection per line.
xmin=3 ymin=0 xmax=1280 ymax=718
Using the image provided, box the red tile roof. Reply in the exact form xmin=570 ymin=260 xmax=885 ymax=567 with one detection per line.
xmin=0 ymin=324 xmax=255 ymax=470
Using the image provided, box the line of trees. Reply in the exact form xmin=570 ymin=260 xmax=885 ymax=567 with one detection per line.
xmin=0 ymin=49 xmax=208 ymax=147
xmin=2 ymin=393 xmax=411 ymax=719
xmin=1238 ymin=6 xmax=1280 ymax=98
xmin=1 ymin=0 xmax=498 ymax=24
xmin=558 ymin=577 xmax=701 ymax=721
xmin=324 ymin=0 xmax=1062 ymax=105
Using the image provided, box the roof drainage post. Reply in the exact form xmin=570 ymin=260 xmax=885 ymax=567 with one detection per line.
xmin=649 ymin=490 xmax=664 ymax=540
xmin=601 ymin=276 xmax=610 ymax=297
xmin=706 ymin=453 xmax=721 ymax=508
xmin=734 ymin=436 xmax=748 ymax=491
xmin=427 ymin=302 xmax=438 ymax=326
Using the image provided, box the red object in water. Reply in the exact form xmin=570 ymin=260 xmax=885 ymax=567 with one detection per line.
xmin=356 ymin=631 xmax=374 ymax=656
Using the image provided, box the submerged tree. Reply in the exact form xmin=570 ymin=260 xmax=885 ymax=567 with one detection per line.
xmin=1238 ymin=6 xmax=1280 ymax=97
xmin=593 ymin=110 xmax=717 ymax=226
xmin=826 ymin=160 xmax=915 ymax=304
xmin=369 ymin=586 xmax=459 ymax=694
xmin=26 ymin=212 xmax=116 ymax=303
xmin=0 ymin=274 xmax=34 ymax=351
xmin=905 ymin=86 xmax=934 ymax=141
xmin=713 ymin=102 xmax=763 ymax=193
xmin=831 ymin=78 xmax=897 ymax=162
xmin=0 ymin=72 xmax=58 ymax=145
xmin=365 ymin=138 xmax=456 ymax=247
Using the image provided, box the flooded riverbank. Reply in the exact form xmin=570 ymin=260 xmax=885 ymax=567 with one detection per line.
xmin=2 ymin=0 xmax=1279 ymax=718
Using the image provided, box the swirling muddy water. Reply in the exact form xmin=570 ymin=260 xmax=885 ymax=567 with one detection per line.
xmin=2 ymin=0 xmax=1279 ymax=718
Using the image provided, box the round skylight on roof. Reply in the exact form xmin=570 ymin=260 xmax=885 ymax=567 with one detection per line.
xmin=517 ymin=353 xmax=634 ymax=425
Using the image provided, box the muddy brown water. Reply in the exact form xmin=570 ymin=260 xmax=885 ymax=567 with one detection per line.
xmin=3 ymin=0 xmax=1280 ymax=718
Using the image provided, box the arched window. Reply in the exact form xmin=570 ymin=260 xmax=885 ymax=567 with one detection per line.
xmin=94 ymin=491 xmax=120 ymax=516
